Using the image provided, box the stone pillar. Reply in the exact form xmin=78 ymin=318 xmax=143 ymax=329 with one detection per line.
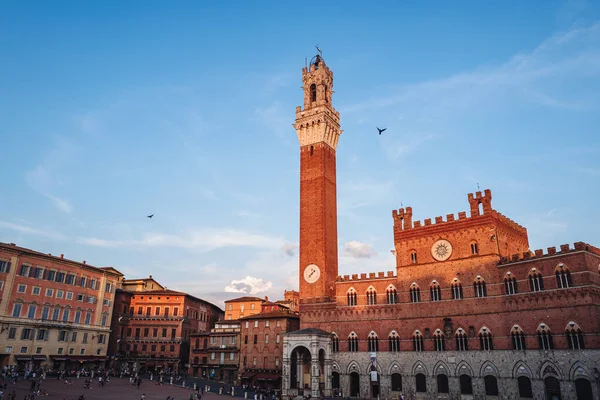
xmin=282 ymin=359 xmax=290 ymax=395
xmin=324 ymin=360 xmax=332 ymax=397
xmin=298 ymin=358 xmax=304 ymax=389
xmin=310 ymin=358 xmax=320 ymax=398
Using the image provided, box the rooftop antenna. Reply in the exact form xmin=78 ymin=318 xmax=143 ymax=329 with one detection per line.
xmin=401 ymin=201 xmax=403 ymax=208
xmin=305 ymin=57 xmax=307 ymax=70
xmin=477 ymin=183 xmax=480 ymax=190
xmin=315 ymin=44 xmax=323 ymax=57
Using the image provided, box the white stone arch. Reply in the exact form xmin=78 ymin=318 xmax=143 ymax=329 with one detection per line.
xmin=480 ymin=360 xmax=500 ymax=378
xmin=388 ymin=329 xmax=399 ymax=337
xmin=387 ymin=361 xmax=403 ymax=375
xmin=569 ymin=361 xmax=591 ymax=381
xmin=539 ymin=360 xmax=562 ymax=380
xmin=331 ymin=361 xmax=341 ymax=374
xmin=411 ymin=360 xmax=428 ymax=376
xmin=365 ymin=361 xmax=382 ymax=375
xmin=347 ymin=360 xmax=361 ymax=374
xmin=433 ymin=360 xmax=451 ymax=377
xmin=512 ymin=361 xmax=533 ymax=379
xmin=455 ymin=360 xmax=474 ymax=377
xmin=366 ymin=285 xmax=376 ymax=292
xmin=347 ymin=286 xmax=357 ymax=294
xmin=386 ymin=284 xmax=397 ymax=291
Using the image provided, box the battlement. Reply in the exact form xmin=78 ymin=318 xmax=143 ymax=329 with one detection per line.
xmin=498 ymin=242 xmax=600 ymax=265
xmin=392 ymin=189 xmax=527 ymax=236
xmin=336 ymin=270 xmax=396 ymax=282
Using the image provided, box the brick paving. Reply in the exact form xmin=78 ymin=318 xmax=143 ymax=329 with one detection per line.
xmin=2 ymin=377 xmax=218 ymax=400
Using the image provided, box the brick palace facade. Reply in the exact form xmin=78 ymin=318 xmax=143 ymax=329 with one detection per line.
xmin=281 ymin=54 xmax=600 ymax=400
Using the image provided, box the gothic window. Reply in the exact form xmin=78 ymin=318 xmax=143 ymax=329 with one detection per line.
xmin=437 ymin=374 xmax=449 ymax=393
xmin=479 ymin=327 xmax=493 ymax=350
xmin=367 ymin=331 xmax=379 ymax=352
xmin=391 ymin=373 xmax=402 ymax=391
xmin=504 ymin=272 xmax=518 ymax=295
xmin=451 ymin=279 xmax=463 ymax=300
xmin=433 ymin=329 xmax=445 ymax=351
xmin=331 ymin=334 xmax=339 ymax=353
xmin=484 ymin=376 xmax=499 ymax=396
xmin=366 ymin=287 xmax=377 ymax=305
xmin=409 ymin=283 xmax=421 ymax=303
xmin=460 ymin=375 xmax=473 ymax=395
xmin=555 ymin=264 xmax=573 ymax=289
xmin=537 ymin=323 xmax=553 ymax=350
xmin=473 ymin=275 xmax=487 ymax=298
xmin=310 ymin=84 xmax=317 ymax=102
xmin=386 ymin=286 xmax=398 ymax=304
xmin=511 ymin=325 xmax=526 ymax=350
xmin=528 ymin=269 xmax=544 ymax=292
xmin=410 ymin=251 xmax=418 ymax=264
xmin=455 ymin=328 xmax=468 ymax=351
xmin=415 ymin=374 xmax=427 ymax=393
xmin=348 ymin=332 xmax=359 ymax=352
xmin=347 ymin=288 xmax=357 ymax=306
xmin=388 ymin=331 xmax=400 ymax=352
xmin=430 ymin=281 xmax=441 ymax=301
xmin=518 ymin=376 xmax=533 ymax=398
xmin=565 ymin=322 xmax=584 ymax=349
xmin=470 ymin=241 xmax=479 ymax=255
xmin=412 ymin=330 xmax=424 ymax=352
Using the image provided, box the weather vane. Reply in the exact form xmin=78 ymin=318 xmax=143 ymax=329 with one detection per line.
xmin=315 ymin=44 xmax=323 ymax=57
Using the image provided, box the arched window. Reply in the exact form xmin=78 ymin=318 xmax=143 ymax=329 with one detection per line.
xmin=386 ymin=286 xmax=398 ymax=304
xmin=455 ymin=328 xmax=468 ymax=351
xmin=348 ymin=332 xmax=359 ymax=352
xmin=367 ymin=331 xmax=379 ymax=352
xmin=409 ymin=283 xmax=421 ymax=303
xmin=537 ymin=323 xmax=553 ymax=350
xmin=470 ymin=241 xmax=479 ymax=255
xmin=528 ymin=269 xmax=544 ymax=292
xmin=484 ymin=375 xmax=499 ymax=396
xmin=437 ymin=374 xmax=449 ymax=393
xmin=415 ymin=373 xmax=427 ymax=393
xmin=430 ymin=281 xmax=441 ymax=301
xmin=412 ymin=330 xmax=424 ymax=352
xmin=504 ymin=272 xmax=518 ymax=295
xmin=331 ymin=333 xmax=339 ymax=353
xmin=366 ymin=287 xmax=377 ymax=305
xmin=511 ymin=325 xmax=526 ymax=350
xmin=195 ymin=338 xmax=199 ymax=349
xmin=460 ymin=375 xmax=473 ymax=395
xmin=433 ymin=329 xmax=445 ymax=351
xmin=310 ymin=84 xmax=317 ymax=102
xmin=565 ymin=321 xmax=584 ymax=349
xmin=451 ymin=278 xmax=463 ymax=300
xmin=388 ymin=331 xmax=400 ymax=352
xmin=555 ymin=264 xmax=572 ymax=288
xmin=479 ymin=327 xmax=493 ymax=350
xmin=391 ymin=373 xmax=402 ymax=391
xmin=473 ymin=275 xmax=487 ymax=297
xmin=410 ymin=251 xmax=418 ymax=264
xmin=518 ymin=376 xmax=533 ymax=398
xmin=347 ymin=288 xmax=357 ymax=306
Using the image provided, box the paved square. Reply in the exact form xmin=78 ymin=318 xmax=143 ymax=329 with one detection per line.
xmin=3 ymin=377 xmax=216 ymax=400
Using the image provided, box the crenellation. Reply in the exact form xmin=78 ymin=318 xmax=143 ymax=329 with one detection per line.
xmin=534 ymin=249 xmax=543 ymax=257
xmin=387 ymin=271 xmax=394 ymax=277
xmin=447 ymin=213 xmax=455 ymax=222
xmin=458 ymin=211 xmax=467 ymax=219
xmin=351 ymin=274 xmax=358 ymax=280
xmin=377 ymin=271 xmax=384 ymax=278
xmin=435 ymin=216 xmax=443 ymax=224
xmin=343 ymin=275 xmax=349 ymax=280
xmin=548 ymin=247 xmax=557 ymax=255
xmin=414 ymin=220 xmax=422 ymax=228
xmin=498 ymin=242 xmax=600 ymax=265
xmin=368 ymin=272 xmax=375 ymax=279
xmin=360 ymin=273 xmax=367 ymax=279
xmin=560 ymin=244 xmax=571 ymax=253
xmin=424 ymin=218 xmax=432 ymax=226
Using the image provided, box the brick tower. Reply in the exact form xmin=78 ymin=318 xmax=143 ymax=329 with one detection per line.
xmin=294 ymin=54 xmax=341 ymax=302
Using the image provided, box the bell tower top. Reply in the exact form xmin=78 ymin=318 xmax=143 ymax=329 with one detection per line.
xmin=294 ymin=53 xmax=342 ymax=150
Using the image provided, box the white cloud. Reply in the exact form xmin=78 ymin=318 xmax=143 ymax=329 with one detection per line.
xmin=235 ymin=211 xmax=261 ymax=218
xmin=383 ymin=132 xmax=437 ymax=159
xmin=76 ymin=229 xmax=286 ymax=251
xmin=282 ymin=243 xmax=298 ymax=257
xmin=344 ymin=240 xmax=376 ymax=259
xmin=224 ymin=276 xmax=273 ymax=295
xmin=43 ymin=194 xmax=73 ymax=214
xmin=0 ymin=221 xmax=66 ymax=240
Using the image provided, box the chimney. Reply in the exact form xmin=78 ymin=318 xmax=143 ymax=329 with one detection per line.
xmin=60 ymin=254 xmax=64 ymax=259
xmin=82 ymin=261 xmax=86 ymax=265
xmin=264 ymin=296 xmax=268 ymax=302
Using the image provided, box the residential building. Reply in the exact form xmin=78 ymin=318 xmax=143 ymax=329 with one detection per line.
xmin=189 ymin=320 xmax=240 ymax=383
xmin=223 ymin=296 xmax=264 ymax=321
xmin=240 ymin=303 xmax=299 ymax=389
xmin=0 ymin=242 xmax=123 ymax=371
xmin=108 ymin=282 xmax=223 ymax=374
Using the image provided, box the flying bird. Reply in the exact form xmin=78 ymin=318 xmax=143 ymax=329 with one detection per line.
xmin=377 ymin=127 xmax=387 ymax=135
xmin=147 ymin=214 xmax=154 ymax=219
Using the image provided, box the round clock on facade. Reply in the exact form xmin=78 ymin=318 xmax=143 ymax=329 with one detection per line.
xmin=303 ymin=264 xmax=321 ymax=283
xmin=431 ymin=239 xmax=453 ymax=262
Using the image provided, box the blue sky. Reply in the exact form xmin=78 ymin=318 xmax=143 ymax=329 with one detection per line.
xmin=1 ymin=0 xmax=599 ymax=307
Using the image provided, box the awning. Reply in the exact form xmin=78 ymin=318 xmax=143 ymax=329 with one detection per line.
xmin=33 ymin=355 xmax=48 ymax=361
xmin=14 ymin=356 xmax=33 ymax=361
xmin=241 ymin=372 xmax=257 ymax=379
xmin=255 ymin=373 xmax=281 ymax=381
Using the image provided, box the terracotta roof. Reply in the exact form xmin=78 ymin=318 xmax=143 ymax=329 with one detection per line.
xmin=0 ymin=242 xmax=122 ymax=277
xmin=224 ymin=296 xmax=264 ymax=303
xmin=238 ymin=310 xmax=299 ymax=320
xmin=127 ymin=289 xmax=223 ymax=312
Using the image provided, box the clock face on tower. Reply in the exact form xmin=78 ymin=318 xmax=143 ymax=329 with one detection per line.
xmin=431 ymin=239 xmax=453 ymax=262
xmin=303 ymin=264 xmax=321 ymax=284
